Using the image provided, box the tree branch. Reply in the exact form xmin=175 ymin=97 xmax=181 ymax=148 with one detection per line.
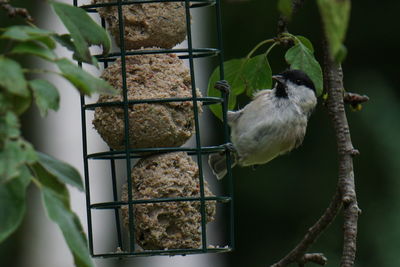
xmin=0 ymin=0 xmax=33 ymax=22
xmin=272 ymin=0 xmax=360 ymax=265
xmin=277 ymin=0 xmax=306 ymax=36
xmin=343 ymin=92 xmax=369 ymax=109
xmin=298 ymin=253 xmax=328 ymax=266
xmin=277 ymin=15 xmax=289 ymax=36
xmin=271 ymin=52 xmax=360 ymax=267
xmin=270 ymin=190 xmax=342 ymax=267
xmin=322 ymin=39 xmax=360 ymax=267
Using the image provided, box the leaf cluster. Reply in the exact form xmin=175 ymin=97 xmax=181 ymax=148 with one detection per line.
xmin=208 ymin=34 xmax=322 ymax=120
xmin=0 ymin=2 xmax=116 ymax=267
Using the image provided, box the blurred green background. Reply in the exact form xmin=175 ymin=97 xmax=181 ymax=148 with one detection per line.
xmin=1 ymin=0 xmax=399 ymax=266
xmin=218 ymin=1 xmax=400 ymax=266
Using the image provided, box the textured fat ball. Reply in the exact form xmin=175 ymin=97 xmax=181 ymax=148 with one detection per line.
xmin=121 ymin=152 xmax=216 ymax=250
xmin=92 ymin=51 xmax=202 ymax=150
xmin=92 ymin=1 xmax=187 ymax=49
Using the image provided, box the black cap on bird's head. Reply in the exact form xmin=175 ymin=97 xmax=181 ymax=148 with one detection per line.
xmin=272 ymin=69 xmax=316 ymax=98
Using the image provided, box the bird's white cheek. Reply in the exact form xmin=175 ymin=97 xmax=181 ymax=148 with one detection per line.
xmin=297 ymin=91 xmax=317 ymax=114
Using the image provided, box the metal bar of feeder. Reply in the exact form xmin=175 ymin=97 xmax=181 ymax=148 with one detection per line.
xmin=80 ymin=0 xmax=216 ymax=12
xmin=184 ymin=0 xmax=208 ymax=252
xmin=91 ymin=196 xmax=231 ymax=210
xmin=109 ymin=150 xmax=123 ymax=249
xmin=100 ymin=24 xmax=124 ymax=250
xmin=77 ymin=0 xmax=233 ymax=257
xmin=95 ymin=47 xmax=220 ymax=61
xmin=75 ymin=0 xmax=97 ymax=256
xmin=92 ymin=247 xmax=232 ymax=258
xmin=83 ymin=96 xmax=223 ymax=110
xmin=215 ymin=0 xmax=235 ymax=250
xmin=86 ymin=145 xmax=227 ymax=160
xmin=115 ymin=0 xmax=135 ymax=252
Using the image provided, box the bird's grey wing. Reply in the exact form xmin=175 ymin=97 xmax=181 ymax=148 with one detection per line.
xmin=228 ymin=90 xmax=272 ymax=126
xmin=252 ymin=89 xmax=273 ymax=100
xmin=227 ymin=110 xmax=243 ymax=126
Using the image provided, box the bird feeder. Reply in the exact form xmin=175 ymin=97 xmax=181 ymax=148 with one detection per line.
xmin=76 ymin=0 xmax=234 ymax=258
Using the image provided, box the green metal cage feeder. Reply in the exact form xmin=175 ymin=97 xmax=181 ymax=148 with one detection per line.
xmin=76 ymin=0 xmax=234 ymax=258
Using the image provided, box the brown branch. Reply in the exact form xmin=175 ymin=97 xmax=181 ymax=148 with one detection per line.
xmin=0 ymin=0 xmax=33 ymax=22
xmin=272 ymin=0 xmax=360 ymax=266
xmin=322 ymin=39 xmax=360 ymax=267
xmin=271 ymin=52 xmax=360 ymax=267
xmin=270 ymin=190 xmax=342 ymax=267
xmin=343 ymin=92 xmax=369 ymax=110
xmin=277 ymin=15 xmax=289 ymax=36
xmin=298 ymin=253 xmax=328 ymax=266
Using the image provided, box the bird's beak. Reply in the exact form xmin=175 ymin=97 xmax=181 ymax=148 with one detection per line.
xmin=272 ymin=75 xmax=285 ymax=84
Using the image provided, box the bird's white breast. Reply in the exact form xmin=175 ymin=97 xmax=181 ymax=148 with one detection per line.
xmin=230 ymin=89 xmax=310 ymax=166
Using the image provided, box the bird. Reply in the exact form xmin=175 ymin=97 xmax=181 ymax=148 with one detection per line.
xmin=208 ymin=69 xmax=317 ymax=180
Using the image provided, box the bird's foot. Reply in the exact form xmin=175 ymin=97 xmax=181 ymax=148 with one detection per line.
xmin=214 ymin=80 xmax=231 ymax=94
xmin=223 ymin=142 xmax=236 ymax=153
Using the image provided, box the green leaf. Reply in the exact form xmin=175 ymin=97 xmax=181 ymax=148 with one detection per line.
xmin=55 ymin=58 xmax=115 ymax=96
xmin=295 ymin=35 xmax=314 ymax=53
xmin=53 ymin=34 xmax=76 ymax=53
xmin=1 ymin=26 xmax=56 ymax=49
xmin=0 ymin=165 xmax=31 ymax=243
xmin=242 ymin=54 xmax=272 ymax=97
xmin=207 ymin=59 xmax=246 ymax=120
xmin=29 ymin=79 xmax=60 ymax=117
xmin=51 ymin=1 xmax=111 ymax=64
xmin=0 ymin=57 xmax=29 ymax=97
xmin=278 ymin=0 xmax=293 ymax=19
xmin=210 ymin=59 xmax=247 ymax=96
xmin=207 ymin=55 xmax=273 ymax=119
xmin=53 ymin=34 xmax=100 ymax=68
xmin=37 ymin=152 xmax=83 ymax=191
xmin=0 ymin=93 xmax=31 ymax=115
xmin=317 ymin=0 xmax=351 ymax=59
xmin=0 ymin=112 xmax=20 ymax=140
xmin=0 ymin=139 xmax=37 ymax=183
xmin=285 ymin=43 xmax=323 ymax=96
xmin=33 ymin=163 xmax=94 ymax=267
xmin=10 ymin=41 xmax=57 ymax=61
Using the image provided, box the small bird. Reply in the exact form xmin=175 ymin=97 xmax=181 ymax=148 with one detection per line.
xmin=209 ymin=69 xmax=317 ymax=180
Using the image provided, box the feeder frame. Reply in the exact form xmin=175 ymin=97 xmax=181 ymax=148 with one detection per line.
xmin=76 ymin=0 xmax=234 ymax=258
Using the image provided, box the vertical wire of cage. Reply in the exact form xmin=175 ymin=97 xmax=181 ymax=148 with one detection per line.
xmin=77 ymin=0 xmax=234 ymax=257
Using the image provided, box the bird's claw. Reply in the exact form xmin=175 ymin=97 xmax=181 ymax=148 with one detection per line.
xmin=214 ymin=80 xmax=231 ymax=94
xmin=223 ymin=142 xmax=236 ymax=153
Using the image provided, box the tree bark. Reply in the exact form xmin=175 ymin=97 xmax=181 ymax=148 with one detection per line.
xmin=323 ymin=40 xmax=360 ymax=267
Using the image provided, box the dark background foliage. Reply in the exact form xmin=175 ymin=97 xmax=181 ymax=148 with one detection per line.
xmin=218 ymin=1 xmax=400 ymax=266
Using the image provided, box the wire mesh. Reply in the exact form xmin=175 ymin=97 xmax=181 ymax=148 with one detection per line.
xmin=76 ymin=0 xmax=234 ymax=258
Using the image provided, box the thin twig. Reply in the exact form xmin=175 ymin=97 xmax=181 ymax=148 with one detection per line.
xmin=277 ymin=15 xmax=289 ymax=36
xmin=322 ymin=38 xmax=360 ymax=267
xmin=298 ymin=253 xmax=328 ymax=266
xmin=0 ymin=0 xmax=33 ymax=22
xmin=270 ymin=190 xmax=342 ymax=267
xmin=343 ymin=92 xmax=369 ymax=109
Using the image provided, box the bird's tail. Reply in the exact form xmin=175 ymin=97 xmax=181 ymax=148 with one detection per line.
xmin=208 ymin=151 xmax=237 ymax=180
